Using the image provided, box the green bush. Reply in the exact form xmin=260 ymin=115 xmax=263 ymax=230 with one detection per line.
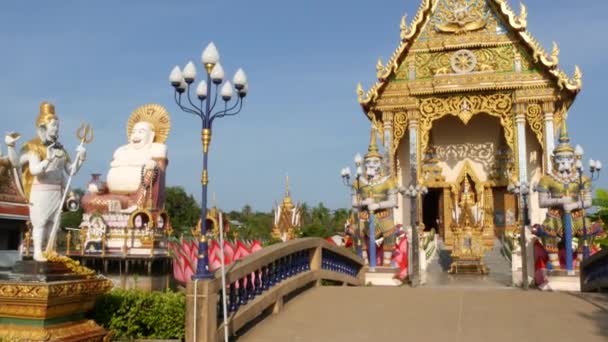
xmin=91 ymin=289 xmax=185 ymax=339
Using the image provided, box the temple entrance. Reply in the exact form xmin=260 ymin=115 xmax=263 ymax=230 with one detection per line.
xmin=422 ymin=188 xmax=442 ymax=233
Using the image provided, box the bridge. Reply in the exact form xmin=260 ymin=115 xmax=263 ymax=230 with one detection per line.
xmin=185 ymin=238 xmax=608 ymax=342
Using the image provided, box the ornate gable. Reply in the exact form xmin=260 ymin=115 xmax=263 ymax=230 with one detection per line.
xmin=358 ymin=0 xmax=581 ymax=114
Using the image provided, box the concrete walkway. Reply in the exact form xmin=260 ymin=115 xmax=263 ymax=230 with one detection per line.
xmin=238 ymin=287 xmax=608 ymax=342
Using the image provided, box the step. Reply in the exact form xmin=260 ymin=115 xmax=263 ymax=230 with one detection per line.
xmin=364 ymin=267 xmax=404 ymax=286
xmin=539 ymin=273 xmax=581 ymax=292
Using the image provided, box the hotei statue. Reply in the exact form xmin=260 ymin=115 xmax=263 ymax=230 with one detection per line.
xmin=4 ymin=102 xmax=86 ymax=261
xmin=82 ymin=104 xmax=170 ymax=214
xmin=352 ymin=127 xmax=399 ymax=266
xmin=534 ymin=119 xmax=604 ymax=270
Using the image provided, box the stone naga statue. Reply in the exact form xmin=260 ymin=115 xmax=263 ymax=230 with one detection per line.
xmin=81 ymin=104 xmax=170 ymax=214
xmin=351 ymin=127 xmax=399 ymax=265
xmin=4 ymin=102 xmax=86 ymax=261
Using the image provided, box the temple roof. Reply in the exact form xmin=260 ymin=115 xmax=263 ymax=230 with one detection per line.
xmin=357 ymin=0 xmax=581 ymax=112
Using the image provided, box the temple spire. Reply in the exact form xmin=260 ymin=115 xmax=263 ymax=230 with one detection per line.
xmin=365 ymin=126 xmax=382 ymax=159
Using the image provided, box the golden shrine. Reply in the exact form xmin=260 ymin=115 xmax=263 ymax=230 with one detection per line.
xmin=272 ymin=176 xmax=302 ymax=242
xmin=356 ymin=0 xmax=581 ymax=258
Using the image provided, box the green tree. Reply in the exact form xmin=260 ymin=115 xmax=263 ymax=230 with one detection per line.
xmin=164 ymin=186 xmax=200 ymax=236
xmin=591 ymin=188 xmax=608 ymax=249
xmin=242 ymin=204 xmax=253 ymax=217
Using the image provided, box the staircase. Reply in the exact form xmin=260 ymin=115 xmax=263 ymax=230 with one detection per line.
xmin=424 ymin=238 xmax=513 ymax=288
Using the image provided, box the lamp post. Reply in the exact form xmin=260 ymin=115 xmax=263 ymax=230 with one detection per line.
xmin=341 ymin=154 xmax=364 ymax=259
xmin=574 ymin=145 xmax=601 ymax=260
xmin=169 ymin=42 xmax=248 ymax=279
xmin=508 ymin=181 xmax=529 ymax=290
xmin=404 ymin=183 xmax=427 ymax=287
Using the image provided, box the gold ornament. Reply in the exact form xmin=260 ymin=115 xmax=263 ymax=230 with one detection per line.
xmin=365 ymin=126 xmax=382 ymax=159
xmin=36 ymin=101 xmax=58 ymax=127
xmin=554 ymin=117 xmax=574 ymax=154
xmin=127 ymin=103 xmax=171 ymax=144
xmin=525 ymin=103 xmax=544 ymax=150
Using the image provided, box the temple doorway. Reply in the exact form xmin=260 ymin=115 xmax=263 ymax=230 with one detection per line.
xmin=422 ymin=188 xmax=442 ymax=234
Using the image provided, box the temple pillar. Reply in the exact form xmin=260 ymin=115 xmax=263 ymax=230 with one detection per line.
xmin=543 ymin=102 xmax=556 ymax=173
xmin=408 ymin=110 xmax=420 ymax=284
xmin=382 ymin=111 xmax=394 ymax=176
xmin=515 ymin=106 xmax=528 ymax=183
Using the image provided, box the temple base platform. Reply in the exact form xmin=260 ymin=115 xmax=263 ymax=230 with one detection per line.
xmin=364 ymin=266 xmax=403 ymax=286
xmin=0 ymin=261 xmax=113 ymax=341
xmin=539 ymin=270 xmax=581 ymax=292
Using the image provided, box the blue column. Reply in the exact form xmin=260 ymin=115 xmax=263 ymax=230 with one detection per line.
xmin=368 ymin=212 xmax=376 ymax=270
xmin=564 ymin=212 xmax=574 ymax=274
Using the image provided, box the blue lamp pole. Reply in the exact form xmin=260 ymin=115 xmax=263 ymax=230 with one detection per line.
xmin=341 ymin=154 xmax=367 ymax=261
xmin=404 ymin=183 xmax=427 ymax=287
xmin=169 ymin=42 xmax=248 ymax=279
xmin=574 ymin=146 xmax=601 ymax=261
xmin=508 ymin=181 xmax=529 ymax=289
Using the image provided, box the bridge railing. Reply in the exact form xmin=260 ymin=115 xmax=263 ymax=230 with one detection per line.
xmin=580 ymin=248 xmax=608 ymax=292
xmin=185 ymin=237 xmax=365 ymax=342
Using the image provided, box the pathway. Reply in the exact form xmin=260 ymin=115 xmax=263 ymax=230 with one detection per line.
xmin=238 ymin=287 xmax=608 ymax=342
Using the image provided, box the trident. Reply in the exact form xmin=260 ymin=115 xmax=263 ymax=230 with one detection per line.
xmin=46 ymin=123 xmax=94 ymax=254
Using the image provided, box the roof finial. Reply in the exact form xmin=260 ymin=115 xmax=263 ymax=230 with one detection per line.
xmin=551 ymin=41 xmax=560 ymax=63
xmin=400 ymin=14 xmax=409 ymax=41
xmin=285 ymin=173 xmax=290 ymax=197
xmin=376 ymin=57 xmax=384 ymax=79
xmin=356 ymin=82 xmax=364 ymax=100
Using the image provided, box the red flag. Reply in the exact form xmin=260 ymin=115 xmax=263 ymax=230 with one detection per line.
xmin=223 ymin=240 xmax=235 ymax=265
xmin=250 ymin=240 xmax=263 ymax=253
xmin=169 ymin=237 xmax=198 ymax=284
xmin=233 ymin=240 xmax=251 ymax=261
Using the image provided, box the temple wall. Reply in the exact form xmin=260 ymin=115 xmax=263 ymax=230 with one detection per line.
xmin=430 ymin=114 xmax=502 ymax=182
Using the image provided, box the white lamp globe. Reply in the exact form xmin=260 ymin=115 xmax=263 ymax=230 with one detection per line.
xmin=221 ymin=81 xmax=233 ymax=101
xmin=169 ymin=66 xmax=183 ymax=87
xmin=210 ymin=63 xmax=225 ymax=84
xmin=196 ymin=80 xmax=208 ymax=100
xmin=202 ymin=42 xmax=220 ymax=65
xmin=233 ymin=68 xmax=248 ymax=90
xmin=182 ymin=61 xmax=197 ymax=83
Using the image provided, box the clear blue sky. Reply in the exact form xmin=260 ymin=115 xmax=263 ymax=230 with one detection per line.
xmin=1 ymin=0 xmax=607 ymax=212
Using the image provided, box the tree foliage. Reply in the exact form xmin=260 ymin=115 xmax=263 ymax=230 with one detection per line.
xmin=91 ymin=289 xmax=185 ymax=339
xmin=164 ymin=186 xmax=200 ymax=236
xmin=591 ymin=188 xmax=608 ymax=249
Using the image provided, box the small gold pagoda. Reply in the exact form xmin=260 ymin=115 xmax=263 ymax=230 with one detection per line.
xmin=272 ymin=176 xmax=302 ymax=242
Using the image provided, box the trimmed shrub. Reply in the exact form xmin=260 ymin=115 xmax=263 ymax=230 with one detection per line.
xmin=91 ymin=289 xmax=185 ymax=339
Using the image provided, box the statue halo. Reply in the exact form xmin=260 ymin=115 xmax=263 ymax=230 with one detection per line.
xmin=127 ymin=104 xmax=171 ymax=144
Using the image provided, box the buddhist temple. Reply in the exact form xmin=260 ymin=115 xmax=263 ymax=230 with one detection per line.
xmin=272 ymin=176 xmax=302 ymax=242
xmin=0 ymin=158 xmax=28 ymax=268
xmin=356 ymin=0 xmax=581 ymax=253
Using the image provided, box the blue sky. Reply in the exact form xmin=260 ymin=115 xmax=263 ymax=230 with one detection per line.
xmin=1 ymin=0 xmax=607 ymax=212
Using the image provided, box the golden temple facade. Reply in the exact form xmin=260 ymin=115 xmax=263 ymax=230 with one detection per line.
xmin=357 ymin=0 xmax=581 ymax=247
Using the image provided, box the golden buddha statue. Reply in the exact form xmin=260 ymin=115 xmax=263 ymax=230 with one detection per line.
xmin=450 ymin=173 xmax=487 ymax=274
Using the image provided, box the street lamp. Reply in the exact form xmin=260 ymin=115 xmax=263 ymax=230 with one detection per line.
xmin=341 ymin=154 xmax=364 ymax=258
xmin=574 ymin=145 xmax=601 ymax=260
xmin=169 ymin=42 xmax=248 ymax=279
xmin=507 ymin=180 xmax=529 ymax=290
xmin=403 ymin=183 xmax=427 ymax=287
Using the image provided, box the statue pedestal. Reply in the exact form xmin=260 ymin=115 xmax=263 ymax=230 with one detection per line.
xmin=0 ymin=261 xmax=113 ymax=341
